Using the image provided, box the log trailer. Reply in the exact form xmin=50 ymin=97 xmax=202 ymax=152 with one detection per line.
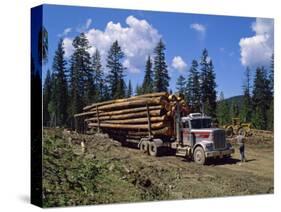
xmin=75 ymin=93 xmax=234 ymax=165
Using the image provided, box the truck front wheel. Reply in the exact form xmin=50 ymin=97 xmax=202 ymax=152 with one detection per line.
xmin=193 ymin=146 xmax=206 ymax=165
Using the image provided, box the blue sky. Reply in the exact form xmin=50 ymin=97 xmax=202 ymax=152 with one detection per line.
xmin=41 ymin=4 xmax=274 ymax=98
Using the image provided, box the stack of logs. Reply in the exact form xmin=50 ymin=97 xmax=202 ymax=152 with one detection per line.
xmin=74 ymin=92 xmax=189 ymax=142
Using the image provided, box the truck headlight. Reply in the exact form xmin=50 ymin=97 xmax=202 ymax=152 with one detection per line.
xmin=205 ymin=143 xmax=213 ymax=151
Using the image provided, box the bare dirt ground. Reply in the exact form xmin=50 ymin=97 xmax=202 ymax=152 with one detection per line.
xmin=43 ymin=129 xmax=273 ymax=207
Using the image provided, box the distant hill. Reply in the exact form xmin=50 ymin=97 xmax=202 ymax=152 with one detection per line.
xmin=219 ymin=95 xmax=244 ymax=108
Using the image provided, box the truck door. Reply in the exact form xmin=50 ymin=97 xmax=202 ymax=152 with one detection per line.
xmin=182 ymin=121 xmax=192 ymax=146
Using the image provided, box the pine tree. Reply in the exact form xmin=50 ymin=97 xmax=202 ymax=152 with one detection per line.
xmin=207 ymin=60 xmax=217 ymax=117
xmin=153 ymin=40 xmax=170 ymax=92
xmin=267 ymin=54 xmax=274 ymax=130
xmin=269 ymin=54 xmax=274 ymax=94
xmin=43 ymin=69 xmax=52 ymax=126
xmin=135 ymin=84 xmax=143 ymax=96
xmin=240 ymin=67 xmax=252 ymax=122
xmin=186 ymin=59 xmax=201 ymax=112
xmin=102 ymin=84 xmax=110 ymax=101
xmin=176 ymin=75 xmax=186 ymax=94
xmin=252 ymin=66 xmax=271 ymax=129
xmin=230 ymin=102 xmax=240 ymax=118
xmin=267 ymin=99 xmax=274 ymax=130
xmin=169 ymin=89 xmax=173 ymax=94
xmin=106 ymin=40 xmax=126 ymax=99
xmin=38 ymin=26 xmax=48 ymax=65
xmin=217 ymin=92 xmax=230 ymax=125
xmin=92 ymin=49 xmax=104 ymax=102
xmin=127 ymin=80 xmax=133 ymax=98
xmin=69 ymin=33 xmax=93 ymax=121
xmin=142 ymin=56 xmax=153 ymax=94
xmin=69 ymin=58 xmax=82 ymax=124
xmin=48 ymin=72 xmax=58 ymax=127
xmin=200 ymin=49 xmax=217 ymax=117
xmin=200 ymin=49 xmax=209 ymax=106
xmin=77 ymin=33 xmax=95 ymax=105
xmin=51 ymin=39 xmax=68 ymax=126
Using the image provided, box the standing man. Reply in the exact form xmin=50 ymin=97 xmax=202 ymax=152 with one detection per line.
xmin=237 ymin=134 xmax=246 ymax=163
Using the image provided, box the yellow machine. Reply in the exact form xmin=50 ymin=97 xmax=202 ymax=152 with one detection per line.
xmin=223 ymin=118 xmax=252 ymax=137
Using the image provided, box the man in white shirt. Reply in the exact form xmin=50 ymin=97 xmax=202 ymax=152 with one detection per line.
xmin=237 ymin=134 xmax=246 ymax=163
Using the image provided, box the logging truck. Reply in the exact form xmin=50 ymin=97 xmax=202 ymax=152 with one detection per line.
xmin=74 ymin=92 xmax=234 ymax=165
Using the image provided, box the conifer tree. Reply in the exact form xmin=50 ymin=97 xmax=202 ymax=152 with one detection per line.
xmin=69 ymin=33 xmax=93 ymax=121
xmin=106 ymin=40 xmax=126 ymax=99
xmin=102 ymin=84 xmax=110 ymax=101
xmin=200 ymin=49 xmax=217 ymax=117
xmin=127 ymin=80 xmax=133 ymax=98
xmin=252 ymin=66 xmax=271 ymax=129
xmin=48 ymin=72 xmax=58 ymax=127
xmin=186 ymin=59 xmax=201 ymax=112
xmin=267 ymin=54 xmax=274 ymax=130
xmin=142 ymin=56 xmax=153 ymax=94
xmin=43 ymin=69 xmax=52 ymax=126
xmin=153 ymin=40 xmax=170 ymax=92
xmin=51 ymin=39 xmax=68 ymax=126
xmin=217 ymin=92 xmax=230 ymax=125
xmin=269 ymin=54 xmax=274 ymax=94
xmin=92 ymin=49 xmax=104 ymax=102
xmin=135 ymin=84 xmax=143 ymax=96
xmin=240 ymin=67 xmax=252 ymax=122
xmin=206 ymin=60 xmax=217 ymax=117
xmin=176 ymin=75 xmax=186 ymax=94
xmin=230 ymin=102 xmax=240 ymax=118
xmin=38 ymin=26 xmax=48 ymax=65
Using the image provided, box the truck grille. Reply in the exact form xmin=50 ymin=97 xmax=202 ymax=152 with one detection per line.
xmin=213 ymin=130 xmax=226 ymax=149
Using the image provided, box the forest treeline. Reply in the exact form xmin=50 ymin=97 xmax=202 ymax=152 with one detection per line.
xmin=175 ymin=51 xmax=273 ymax=131
xmin=216 ymin=57 xmax=274 ymax=131
xmin=42 ymin=33 xmax=171 ymax=128
xmin=40 ymin=32 xmax=273 ymax=130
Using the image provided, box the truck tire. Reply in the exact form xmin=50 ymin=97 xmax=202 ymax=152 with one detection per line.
xmin=140 ymin=140 xmax=149 ymax=153
xmin=148 ymin=142 xmax=158 ymax=157
xmin=193 ymin=146 xmax=206 ymax=165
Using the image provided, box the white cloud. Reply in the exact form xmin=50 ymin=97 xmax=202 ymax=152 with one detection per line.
xmin=64 ymin=16 xmax=162 ymax=73
xmin=206 ymin=56 xmax=212 ymax=63
xmin=190 ymin=23 xmax=206 ymax=33
xmin=171 ymin=56 xmax=187 ymax=72
xmin=62 ymin=37 xmax=74 ymax=58
xmin=57 ymin=27 xmax=72 ymax=37
xmin=239 ymin=18 xmax=274 ymax=67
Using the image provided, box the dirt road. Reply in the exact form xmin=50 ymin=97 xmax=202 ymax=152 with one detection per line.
xmin=43 ymin=129 xmax=274 ymax=206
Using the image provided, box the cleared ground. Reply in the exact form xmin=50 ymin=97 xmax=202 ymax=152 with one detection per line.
xmin=42 ymin=129 xmax=273 ymax=207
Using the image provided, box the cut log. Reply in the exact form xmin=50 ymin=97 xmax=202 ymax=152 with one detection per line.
xmin=75 ymin=105 xmax=164 ymax=117
xmin=95 ymin=97 xmax=167 ymax=111
xmin=102 ymin=115 xmax=167 ymax=124
xmin=83 ymin=92 xmax=168 ymax=111
xmin=85 ymin=109 xmax=164 ymax=121
xmin=98 ymin=105 xmax=163 ymax=116
xmin=88 ymin=121 xmax=166 ymax=130
xmin=168 ymin=94 xmax=177 ymax=101
xmin=74 ymin=110 xmax=97 ymax=117
xmin=102 ymin=127 xmax=173 ymax=136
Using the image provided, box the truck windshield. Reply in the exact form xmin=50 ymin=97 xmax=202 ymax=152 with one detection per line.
xmin=190 ymin=119 xmax=212 ymax=129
